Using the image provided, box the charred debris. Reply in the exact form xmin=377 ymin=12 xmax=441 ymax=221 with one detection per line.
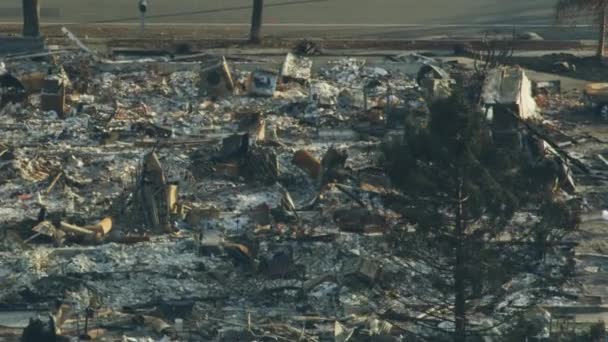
xmin=0 ymin=36 xmax=601 ymax=341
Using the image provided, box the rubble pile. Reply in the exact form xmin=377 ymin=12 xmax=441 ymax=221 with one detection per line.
xmin=0 ymin=46 xmax=596 ymax=341
xmin=0 ymin=50 xmax=444 ymax=341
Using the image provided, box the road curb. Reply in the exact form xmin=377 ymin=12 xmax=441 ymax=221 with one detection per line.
xmin=0 ymin=23 xmax=597 ymax=52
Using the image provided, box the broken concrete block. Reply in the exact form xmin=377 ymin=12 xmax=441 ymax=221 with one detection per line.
xmin=138 ymin=151 xmax=170 ymax=231
xmin=482 ymin=66 xmax=539 ymax=122
xmin=357 ymin=259 xmax=380 ymax=283
xmin=40 ymin=75 xmax=66 ymax=117
xmin=198 ymin=57 xmax=234 ymax=97
xmin=311 ymin=81 xmax=340 ymax=107
xmin=293 ymin=150 xmax=321 ymax=179
xmin=247 ymin=69 xmax=278 ymax=97
xmin=342 ymin=257 xmax=380 ymax=284
xmin=281 ymin=52 xmax=313 ymax=83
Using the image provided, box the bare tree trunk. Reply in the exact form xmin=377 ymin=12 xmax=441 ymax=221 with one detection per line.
xmin=598 ymin=6 xmax=607 ymax=58
xmin=250 ymin=0 xmax=264 ymax=44
xmin=22 ymin=0 xmax=40 ymax=37
xmin=454 ymin=181 xmax=466 ymax=342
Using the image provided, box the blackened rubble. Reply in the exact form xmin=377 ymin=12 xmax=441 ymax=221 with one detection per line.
xmin=0 ymin=42 xmax=599 ymax=341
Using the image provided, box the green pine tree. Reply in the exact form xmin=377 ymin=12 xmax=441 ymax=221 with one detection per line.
xmin=383 ymin=90 xmax=577 ymax=341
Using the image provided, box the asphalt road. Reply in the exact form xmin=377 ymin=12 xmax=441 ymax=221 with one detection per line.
xmin=0 ymin=0 xmax=599 ymax=39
